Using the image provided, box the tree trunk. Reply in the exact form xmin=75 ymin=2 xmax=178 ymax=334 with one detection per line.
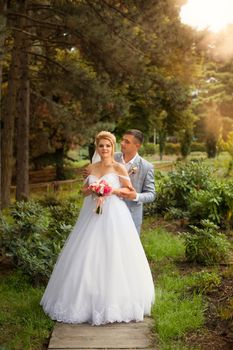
xmin=16 ymin=0 xmax=30 ymax=201
xmin=158 ymin=129 xmax=166 ymax=161
xmin=55 ymin=147 xmax=65 ymax=180
xmin=0 ymin=2 xmax=21 ymax=208
xmin=0 ymin=1 xmax=7 ymax=209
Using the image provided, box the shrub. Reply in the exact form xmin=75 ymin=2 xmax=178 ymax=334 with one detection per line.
xmin=0 ymin=198 xmax=80 ymax=284
xmin=164 ymin=143 xmax=180 ymax=155
xmin=0 ymin=201 xmax=52 ymax=283
xmin=155 ymin=161 xmax=212 ymax=213
xmin=190 ymin=271 xmax=221 ymax=294
xmin=164 ymin=207 xmax=188 ymax=220
xmin=188 ymin=181 xmax=233 ymax=228
xmin=138 ymin=145 xmax=145 ymax=156
xmin=183 ymin=220 xmax=231 ymax=265
xmin=190 ymin=142 xmax=206 ymax=152
xmin=180 ymin=130 xmax=192 ymax=158
xmin=140 ymin=143 xmax=158 ymax=156
xmin=47 ymin=199 xmax=80 ymax=243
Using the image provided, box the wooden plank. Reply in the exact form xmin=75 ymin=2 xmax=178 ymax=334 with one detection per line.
xmin=48 ymin=318 xmax=155 ymax=349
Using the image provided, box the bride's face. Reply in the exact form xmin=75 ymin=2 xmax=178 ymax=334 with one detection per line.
xmin=97 ymin=138 xmax=113 ymax=159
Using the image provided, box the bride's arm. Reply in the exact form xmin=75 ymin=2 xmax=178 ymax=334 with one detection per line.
xmin=112 ymin=163 xmax=135 ymax=196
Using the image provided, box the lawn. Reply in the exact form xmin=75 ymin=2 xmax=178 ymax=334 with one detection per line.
xmin=0 ymin=270 xmax=54 ymax=350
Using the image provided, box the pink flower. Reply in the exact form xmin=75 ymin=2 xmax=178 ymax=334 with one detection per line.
xmin=88 ymin=179 xmax=112 ymax=214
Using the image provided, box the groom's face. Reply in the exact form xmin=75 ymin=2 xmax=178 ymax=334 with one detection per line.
xmin=121 ymin=134 xmax=140 ymax=156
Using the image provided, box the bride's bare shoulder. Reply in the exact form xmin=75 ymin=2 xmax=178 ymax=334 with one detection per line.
xmin=87 ymin=162 xmax=100 ymax=173
xmin=113 ymin=162 xmax=128 ymax=176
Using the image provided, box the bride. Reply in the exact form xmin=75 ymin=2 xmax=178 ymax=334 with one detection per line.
xmin=40 ymin=131 xmax=155 ymax=325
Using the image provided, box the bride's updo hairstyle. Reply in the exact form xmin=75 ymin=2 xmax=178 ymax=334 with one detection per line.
xmin=95 ymin=131 xmax=116 ymax=157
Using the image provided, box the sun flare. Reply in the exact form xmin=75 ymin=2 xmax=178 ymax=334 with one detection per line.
xmin=180 ymin=0 xmax=233 ymax=32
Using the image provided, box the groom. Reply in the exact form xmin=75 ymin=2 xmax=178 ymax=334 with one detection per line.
xmin=114 ymin=129 xmax=155 ymax=234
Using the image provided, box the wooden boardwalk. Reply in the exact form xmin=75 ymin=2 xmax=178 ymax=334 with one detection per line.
xmin=48 ymin=318 xmax=156 ymax=350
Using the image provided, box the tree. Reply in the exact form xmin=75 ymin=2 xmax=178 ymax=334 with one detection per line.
xmin=1 ymin=0 xmax=151 ymax=207
xmin=191 ymin=25 xmax=233 ymax=149
xmin=0 ymin=0 xmax=199 ymax=207
xmin=15 ymin=0 xmax=30 ymax=201
xmin=0 ymin=0 xmax=7 ymax=208
xmin=218 ymin=131 xmax=233 ymax=176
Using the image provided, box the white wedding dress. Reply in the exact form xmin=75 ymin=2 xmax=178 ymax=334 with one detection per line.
xmin=40 ymin=173 xmax=155 ymax=325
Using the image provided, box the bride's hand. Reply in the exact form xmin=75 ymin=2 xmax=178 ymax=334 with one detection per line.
xmin=82 ymin=186 xmax=92 ymax=196
xmin=117 ymin=187 xmax=137 ymax=200
xmin=112 ymin=188 xmax=120 ymax=196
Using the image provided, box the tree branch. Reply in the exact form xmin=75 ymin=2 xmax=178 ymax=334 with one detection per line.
xmin=9 ymin=26 xmax=74 ymax=47
xmin=97 ymin=0 xmax=136 ymax=23
xmin=27 ymin=51 xmax=70 ymax=73
xmin=7 ymin=10 xmax=66 ymax=30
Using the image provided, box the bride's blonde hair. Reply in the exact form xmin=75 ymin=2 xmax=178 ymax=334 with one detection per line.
xmin=95 ymin=131 xmax=116 ymax=157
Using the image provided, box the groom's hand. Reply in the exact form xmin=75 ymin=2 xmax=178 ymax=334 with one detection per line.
xmin=119 ymin=187 xmax=137 ymax=200
xmin=83 ymin=165 xmax=91 ymax=179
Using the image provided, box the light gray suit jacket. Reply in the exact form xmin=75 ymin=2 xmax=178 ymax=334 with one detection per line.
xmin=114 ymin=152 xmax=156 ymax=234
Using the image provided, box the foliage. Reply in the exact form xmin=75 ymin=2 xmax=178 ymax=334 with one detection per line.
xmin=164 ymin=143 xmax=180 ymax=155
xmin=186 ymin=271 xmax=221 ymax=294
xmin=141 ymin=143 xmax=157 ymax=155
xmin=0 ymin=198 xmax=80 ymax=283
xmin=183 ymin=220 xmax=231 ymax=265
xmin=188 ymin=180 xmax=233 ymax=227
xmin=164 ymin=207 xmax=188 ymax=220
xmin=205 ymin=106 xmax=222 ymax=158
xmin=179 ymin=128 xmax=193 ymax=158
xmin=219 ymin=298 xmax=233 ymax=321
xmin=148 ymin=160 xmax=233 ymax=229
xmin=218 ymin=131 xmax=233 ymax=175
xmin=1 ymin=0 xmax=200 ymax=208
xmin=190 ymin=142 xmax=206 ymax=153
xmin=154 ymin=161 xmax=212 ymax=213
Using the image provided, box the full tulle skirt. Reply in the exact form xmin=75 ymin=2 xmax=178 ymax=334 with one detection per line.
xmin=40 ymin=176 xmax=155 ymax=325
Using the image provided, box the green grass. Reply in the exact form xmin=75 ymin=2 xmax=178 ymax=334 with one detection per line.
xmin=154 ymin=283 xmax=204 ymax=340
xmin=142 ymin=226 xmax=185 ymax=263
xmin=0 ymin=271 xmax=54 ymax=350
xmin=142 ymin=222 xmax=205 ymax=350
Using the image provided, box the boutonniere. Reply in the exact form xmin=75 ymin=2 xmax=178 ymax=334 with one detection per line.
xmin=128 ymin=166 xmax=138 ymax=176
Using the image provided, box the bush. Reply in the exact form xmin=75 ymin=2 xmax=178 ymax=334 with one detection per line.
xmin=0 ymin=198 xmax=80 ymax=284
xmin=0 ymin=201 xmax=52 ymax=283
xmin=139 ymin=143 xmax=158 ymax=156
xmin=155 ymin=161 xmax=212 ymax=213
xmin=190 ymin=142 xmax=206 ymax=152
xmin=190 ymin=271 xmax=221 ymax=294
xmin=47 ymin=199 xmax=80 ymax=243
xmin=184 ymin=220 xmax=231 ymax=265
xmin=188 ymin=181 xmax=233 ymax=228
xmin=164 ymin=143 xmax=180 ymax=155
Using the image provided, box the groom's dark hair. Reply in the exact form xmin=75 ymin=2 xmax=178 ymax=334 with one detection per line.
xmin=125 ymin=129 xmax=144 ymax=144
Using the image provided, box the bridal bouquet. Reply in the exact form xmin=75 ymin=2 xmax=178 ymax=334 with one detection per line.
xmin=88 ymin=179 xmax=112 ymax=214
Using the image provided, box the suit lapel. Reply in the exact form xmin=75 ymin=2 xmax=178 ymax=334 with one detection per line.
xmin=128 ymin=155 xmax=141 ymax=188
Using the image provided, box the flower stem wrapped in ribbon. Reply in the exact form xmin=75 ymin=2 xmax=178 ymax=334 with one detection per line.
xmin=88 ymin=179 xmax=112 ymax=214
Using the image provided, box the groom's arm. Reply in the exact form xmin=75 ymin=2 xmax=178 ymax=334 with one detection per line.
xmin=137 ymin=165 xmax=156 ymax=203
xmin=119 ymin=164 xmax=156 ymax=203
